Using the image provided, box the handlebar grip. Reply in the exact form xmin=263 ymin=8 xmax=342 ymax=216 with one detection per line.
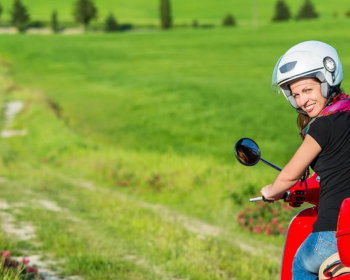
xmin=249 ymin=197 xmax=264 ymax=202
xmin=250 ymin=192 xmax=289 ymax=203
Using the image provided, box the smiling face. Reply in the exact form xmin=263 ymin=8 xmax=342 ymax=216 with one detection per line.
xmin=290 ymin=78 xmax=328 ymax=117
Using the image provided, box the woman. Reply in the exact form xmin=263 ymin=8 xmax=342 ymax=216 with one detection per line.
xmin=261 ymin=41 xmax=350 ymax=279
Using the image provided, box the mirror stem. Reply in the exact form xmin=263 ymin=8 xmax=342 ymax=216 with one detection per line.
xmin=260 ymin=158 xmax=282 ymax=171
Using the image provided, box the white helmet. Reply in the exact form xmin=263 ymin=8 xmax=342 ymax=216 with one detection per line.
xmin=272 ymin=41 xmax=343 ymax=111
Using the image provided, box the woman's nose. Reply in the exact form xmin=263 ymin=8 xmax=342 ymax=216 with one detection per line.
xmin=300 ymin=93 xmax=308 ymax=106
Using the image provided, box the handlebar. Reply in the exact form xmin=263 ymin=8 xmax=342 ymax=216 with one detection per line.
xmin=249 ymin=173 xmax=321 ymax=207
xmin=249 ymin=191 xmax=291 ymax=203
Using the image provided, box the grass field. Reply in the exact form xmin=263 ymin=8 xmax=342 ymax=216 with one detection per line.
xmin=0 ymin=0 xmax=350 ymax=25
xmin=0 ymin=17 xmax=350 ymax=279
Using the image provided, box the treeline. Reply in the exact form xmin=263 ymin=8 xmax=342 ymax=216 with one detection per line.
xmin=0 ymin=0 xmax=119 ymax=33
xmin=0 ymin=0 xmax=348 ymax=33
xmin=273 ymin=0 xmax=350 ymax=22
xmin=273 ymin=0 xmax=318 ymax=21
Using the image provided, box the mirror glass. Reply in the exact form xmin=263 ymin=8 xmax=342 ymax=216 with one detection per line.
xmin=234 ymin=138 xmax=261 ymax=166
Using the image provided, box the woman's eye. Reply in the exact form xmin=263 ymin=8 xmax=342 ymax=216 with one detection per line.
xmin=306 ymin=88 xmax=312 ymax=92
xmin=293 ymin=94 xmax=299 ymax=98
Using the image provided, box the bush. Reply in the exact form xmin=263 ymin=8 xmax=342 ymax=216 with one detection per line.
xmin=104 ymin=13 xmax=118 ymax=32
xmin=27 ymin=20 xmax=44 ymax=28
xmin=159 ymin=0 xmax=172 ymax=29
xmin=192 ymin=19 xmax=199 ymax=28
xmin=237 ymin=201 xmax=297 ymax=236
xmin=296 ymin=0 xmax=318 ymax=20
xmin=118 ymin=23 xmax=133 ymax=32
xmin=11 ymin=0 xmax=30 ymax=33
xmin=200 ymin=24 xmax=215 ymax=29
xmin=272 ymin=0 xmax=291 ymax=21
xmin=222 ymin=14 xmax=236 ymax=27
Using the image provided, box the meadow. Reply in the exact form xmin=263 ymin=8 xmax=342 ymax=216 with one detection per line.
xmin=0 ymin=16 xmax=350 ymax=280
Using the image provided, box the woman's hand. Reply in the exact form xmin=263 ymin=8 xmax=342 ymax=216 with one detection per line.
xmin=261 ymin=184 xmax=285 ymax=201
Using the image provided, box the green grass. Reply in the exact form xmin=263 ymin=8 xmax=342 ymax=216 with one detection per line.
xmin=0 ymin=59 xmax=283 ymax=279
xmin=0 ymin=169 xmax=281 ymax=280
xmin=1 ymin=20 xmax=350 ymax=164
xmin=0 ymin=0 xmax=350 ymax=24
xmin=0 ymin=18 xmax=350 ymax=279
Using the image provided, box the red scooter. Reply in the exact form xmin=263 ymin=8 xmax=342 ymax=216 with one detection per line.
xmin=234 ymin=138 xmax=350 ymax=280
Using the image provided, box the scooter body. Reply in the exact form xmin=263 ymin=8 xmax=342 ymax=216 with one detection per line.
xmin=281 ymin=183 xmax=350 ymax=279
xmin=281 ymin=207 xmax=317 ymax=279
xmin=280 ymin=174 xmax=319 ymax=280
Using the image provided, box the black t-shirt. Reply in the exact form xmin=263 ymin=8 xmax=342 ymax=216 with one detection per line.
xmin=307 ymin=112 xmax=350 ymax=232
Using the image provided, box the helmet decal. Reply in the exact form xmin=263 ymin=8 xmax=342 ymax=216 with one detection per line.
xmin=279 ymin=61 xmax=297 ymax=73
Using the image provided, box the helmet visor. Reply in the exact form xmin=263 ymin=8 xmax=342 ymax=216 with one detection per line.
xmin=271 ymin=56 xmax=283 ymax=94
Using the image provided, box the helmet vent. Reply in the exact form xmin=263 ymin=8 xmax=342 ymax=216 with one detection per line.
xmin=279 ymin=61 xmax=297 ymax=74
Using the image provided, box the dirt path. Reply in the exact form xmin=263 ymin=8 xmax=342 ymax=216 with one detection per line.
xmin=1 ymin=100 xmax=27 ymax=138
xmin=72 ymin=179 xmax=282 ymax=262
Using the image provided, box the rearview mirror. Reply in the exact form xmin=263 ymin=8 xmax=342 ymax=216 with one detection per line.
xmin=234 ymin=138 xmax=261 ymax=166
xmin=234 ymin=138 xmax=282 ymax=171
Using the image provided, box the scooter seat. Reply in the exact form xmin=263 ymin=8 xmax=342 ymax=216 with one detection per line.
xmin=319 ymin=253 xmax=350 ymax=279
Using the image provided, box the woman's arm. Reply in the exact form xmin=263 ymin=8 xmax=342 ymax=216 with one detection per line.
xmin=261 ymin=135 xmax=321 ymax=200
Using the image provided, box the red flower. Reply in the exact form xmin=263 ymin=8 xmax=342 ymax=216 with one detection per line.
xmin=26 ymin=266 xmax=38 ymax=274
xmin=22 ymin=257 xmax=30 ymax=265
xmin=1 ymin=250 xmax=11 ymax=259
xmin=253 ymin=226 xmax=262 ymax=234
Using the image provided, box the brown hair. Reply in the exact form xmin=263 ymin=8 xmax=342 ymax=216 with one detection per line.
xmin=297 ymin=113 xmax=310 ymax=134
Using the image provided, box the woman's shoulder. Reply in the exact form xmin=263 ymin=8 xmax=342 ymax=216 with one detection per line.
xmin=309 ymin=112 xmax=350 ymax=147
xmin=312 ymin=112 xmax=350 ymax=128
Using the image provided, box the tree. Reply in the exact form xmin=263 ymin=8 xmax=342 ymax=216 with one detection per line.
xmin=11 ymin=0 xmax=30 ymax=33
xmin=159 ymin=0 xmax=172 ymax=29
xmin=222 ymin=14 xmax=236 ymax=27
xmin=105 ymin=13 xmax=118 ymax=32
xmin=272 ymin=0 xmax=291 ymax=21
xmin=296 ymin=0 xmax=318 ymax=20
xmin=0 ymin=2 xmax=3 ymax=21
xmin=51 ymin=10 xmax=59 ymax=33
xmin=73 ymin=0 xmax=98 ymax=31
xmin=345 ymin=9 xmax=350 ymax=18
xmin=192 ymin=19 xmax=199 ymax=28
